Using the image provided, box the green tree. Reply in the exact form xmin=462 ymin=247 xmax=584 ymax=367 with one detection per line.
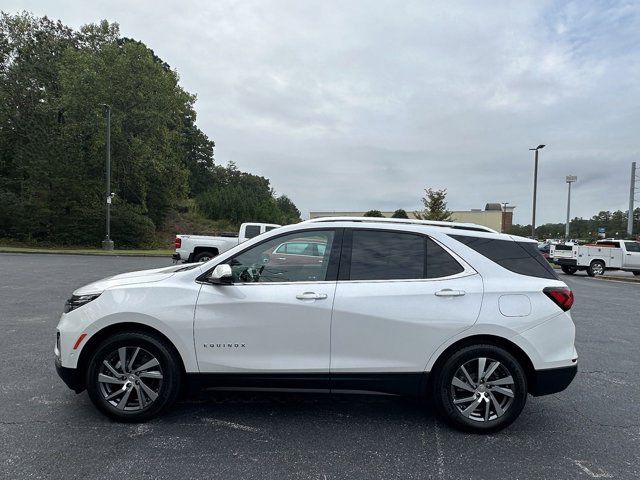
xmin=414 ymin=188 xmax=452 ymax=221
xmin=0 ymin=13 xmax=302 ymax=246
xmin=363 ymin=210 xmax=384 ymax=217
xmin=391 ymin=209 xmax=409 ymax=219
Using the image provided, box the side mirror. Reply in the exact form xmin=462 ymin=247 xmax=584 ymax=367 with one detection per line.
xmin=209 ymin=264 xmax=233 ymax=285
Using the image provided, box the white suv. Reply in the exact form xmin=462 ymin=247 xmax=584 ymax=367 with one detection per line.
xmin=55 ymin=217 xmax=577 ymax=432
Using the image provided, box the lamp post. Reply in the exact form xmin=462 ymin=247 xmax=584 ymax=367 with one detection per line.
xmin=529 ymin=144 xmax=545 ymax=238
xmin=565 ymin=175 xmax=577 ymax=240
xmin=101 ymin=104 xmax=114 ymax=250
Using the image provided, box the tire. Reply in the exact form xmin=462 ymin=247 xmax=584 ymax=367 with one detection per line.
xmin=86 ymin=331 xmax=182 ymax=422
xmin=432 ymin=344 xmax=528 ymax=433
xmin=633 ymin=271 xmax=640 ymax=277
xmin=587 ymin=260 xmax=605 ymax=277
xmin=193 ymin=251 xmax=216 ymax=262
xmin=561 ymin=265 xmax=578 ymax=275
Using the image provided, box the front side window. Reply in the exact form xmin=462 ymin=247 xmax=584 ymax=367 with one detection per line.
xmin=228 ymin=230 xmax=335 ymax=283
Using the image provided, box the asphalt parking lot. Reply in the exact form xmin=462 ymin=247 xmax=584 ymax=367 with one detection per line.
xmin=1 ymin=253 xmax=638 ymax=480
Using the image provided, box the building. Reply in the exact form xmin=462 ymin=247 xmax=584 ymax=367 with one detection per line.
xmin=309 ymin=203 xmax=515 ymax=233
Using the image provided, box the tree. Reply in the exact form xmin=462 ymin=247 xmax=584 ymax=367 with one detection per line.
xmin=414 ymin=188 xmax=452 ymax=221
xmin=0 ymin=13 xmax=302 ymax=246
xmin=391 ymin=209 xmax=409 ymax=219
xmin=363 ymin=210 xmax=384 ymax=217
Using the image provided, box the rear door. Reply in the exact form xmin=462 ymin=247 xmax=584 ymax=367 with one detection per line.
xmin=330 ymin=229 xmax=483 ymax=393
xmin=623 ymin=241 xmax=640 ymax=269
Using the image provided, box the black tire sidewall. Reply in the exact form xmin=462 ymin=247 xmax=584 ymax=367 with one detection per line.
xmin=86 ymin=331 xmax=181 ymax=422
xmin=194 ymin=252 xmax=214 ymax=262
xmin=561 ymin=265 xmax=577 ymax=275
xmin=434 ymin=344 xmax=527 ymax=433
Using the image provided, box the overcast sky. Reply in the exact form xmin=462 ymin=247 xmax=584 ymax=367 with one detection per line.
xmin=6 ymin=0 xmax=640 ymax=223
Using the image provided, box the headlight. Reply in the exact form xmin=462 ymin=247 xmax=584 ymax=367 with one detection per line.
xmin=64 ymin=293 xmax=101 ymax=313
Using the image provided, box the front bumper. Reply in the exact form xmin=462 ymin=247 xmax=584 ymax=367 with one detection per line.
xmin=529 ymin=364 xmax=577 ymax=396
xmin=55 ymin=356 xmax=83 ymax=393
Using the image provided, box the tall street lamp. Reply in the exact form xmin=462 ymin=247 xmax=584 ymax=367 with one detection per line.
xmin=101 ymin=104 xmax=114 ymax=250
xmin=565 ymin=175 xmax=577 ymax=239
xmin=529 ymin=144 xmax=545 ymax=238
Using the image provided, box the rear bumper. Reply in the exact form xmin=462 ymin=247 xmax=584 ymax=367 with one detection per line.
xmin=55 ymin=356 xmax=83 ymax=393
xmin=553 ymin=258 xmax=577 ymax=266
xmin=529 ymin=364 xmax=577 ymax=396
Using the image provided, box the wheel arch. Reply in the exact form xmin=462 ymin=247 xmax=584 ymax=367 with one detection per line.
xmin=427 ymin=334 xmax=536 ymax=393
xmin=193 ymin=246 xmax=219 ymax=257
xmin=75 ymin=322 xmax=187 ymax=392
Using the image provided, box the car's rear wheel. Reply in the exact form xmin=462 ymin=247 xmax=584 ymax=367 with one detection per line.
xmin=587 ymin=260 xmax=605 ymax=277
xmin=86 ymin=331 xmax=182 ymax=422
xmin=194 ymin=251 xmax=215 ymax=262
xmin=433 ymin=344 xmax=527 ymax=433
xmin=561 ymin=265 xmax=578 ymax=275
xmin=633 ymin=271 xmax=640 ymax=277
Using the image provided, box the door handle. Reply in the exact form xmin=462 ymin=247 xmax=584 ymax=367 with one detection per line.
xmin=435 ymin=289 xmax=466 ymax=297
xmin=296 ymin=292 xmax=328 ymax=300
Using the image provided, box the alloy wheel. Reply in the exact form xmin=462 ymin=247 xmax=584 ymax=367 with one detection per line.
xmin=97 ymin=346 xmax=164 ymax=411
xmin=450 ymin=357 xmax=515 ymax=422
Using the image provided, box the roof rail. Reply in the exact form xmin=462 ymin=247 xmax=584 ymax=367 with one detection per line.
xmin=303 ymin=216 xmax=497 ymax=233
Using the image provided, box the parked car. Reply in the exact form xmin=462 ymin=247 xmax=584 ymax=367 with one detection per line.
xmin=173 ymin=222 xmax=280 ymax=263
xmin=550 ymin=239 xmax=640 ymax=276
xmin=55 ymin=217 xmax=577 ymax=432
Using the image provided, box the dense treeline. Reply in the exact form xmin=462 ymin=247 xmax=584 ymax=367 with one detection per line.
xmin=509 ymin=208 xmax=640 ymax=240
xmin=0 ymin=13 xmax=300 ymax=247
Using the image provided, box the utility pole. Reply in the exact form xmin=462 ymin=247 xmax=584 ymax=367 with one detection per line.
xmin=101 ymin=104 xmax=114 ymax=250
xmin=565 ymin=176 xmax=577 ymax=239
xmin=529 ymin=145 xmax=545 ymax=238
xmin=628 ymin=161 xmax=637 ymax=237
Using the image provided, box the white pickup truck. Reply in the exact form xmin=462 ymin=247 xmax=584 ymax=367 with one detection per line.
xmin=173 ymin=222 xmax=281 ymax=263
xmin=550 ymin=239 xmax=640 ymax=277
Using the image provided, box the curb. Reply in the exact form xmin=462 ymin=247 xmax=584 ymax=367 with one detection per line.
xmin=595 ymin=275 xmax=640 ymax=284
xmin=0 ymin=249 xmax=171 ymax=258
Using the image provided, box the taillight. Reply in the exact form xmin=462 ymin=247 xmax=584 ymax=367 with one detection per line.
xmin=543 ymin=287 xmax=574 ymax=311
xmin=174 ymin=237 xmax=181 ymax=249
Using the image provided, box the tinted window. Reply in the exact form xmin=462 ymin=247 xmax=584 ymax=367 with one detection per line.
xmin=265 ymin=226 xmax=278 ymax=232
xmin=349 ymin=231 xmax=425 ymax=280
xmin=625 ymin=242 xmax=640 ymax=253
xmin=228 ymin=230 xmax=334 ymax=283
xmin=426 ymin=238 xmax=464 ymax=278
xmin=451 ymin=235 xmax=559 ymax=280
xmin=244 ymin=225 xmax=261 ymax=238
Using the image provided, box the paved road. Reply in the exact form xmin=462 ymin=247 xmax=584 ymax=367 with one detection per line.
xmin=0 ymin=253 xmax=638 ymax=480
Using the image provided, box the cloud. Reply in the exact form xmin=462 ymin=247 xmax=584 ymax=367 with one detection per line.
xmin=5 ymin=0 xmax=640 ymax=223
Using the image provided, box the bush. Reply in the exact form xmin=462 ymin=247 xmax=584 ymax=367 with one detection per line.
xmin=110 ymin=203 xmax=156 ymax=248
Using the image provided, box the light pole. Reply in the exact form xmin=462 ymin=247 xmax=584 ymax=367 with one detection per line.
xmin=565 ymin=175 xmax=577 ymax=239
xmin=101 ymin=104 xmax=114 ymax=250
xmin=529 ymin=144 xmax=545 ymax=238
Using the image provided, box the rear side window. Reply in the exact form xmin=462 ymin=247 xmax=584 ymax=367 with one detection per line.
xmin=626 ymin=242 xmax=640 ymax=252
xmin=350 ymin=231 xmax=425 ymax=280
xmin=451 ymin=235 xmax=559 ymax=280
xmin=244 ymin=225 xmax=261 ymax=238
xmin=346 ymin=231 xmax=464 ymax=280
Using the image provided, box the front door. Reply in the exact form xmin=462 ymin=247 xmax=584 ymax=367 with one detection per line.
xmin=330 ymin=229 xmax=483 ymax=394
xmin=194 ymin=229 xmax=339 ymax=383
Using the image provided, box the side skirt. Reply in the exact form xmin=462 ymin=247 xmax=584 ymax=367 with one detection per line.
xmin=185 ymin=372 xmax=428 ymax=397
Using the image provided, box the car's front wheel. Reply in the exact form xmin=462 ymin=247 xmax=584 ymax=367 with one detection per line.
xmin=86 ymin=331 xmax=182 ymax=422
xmin=433 ymin=344 xmax=527 ymax=433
